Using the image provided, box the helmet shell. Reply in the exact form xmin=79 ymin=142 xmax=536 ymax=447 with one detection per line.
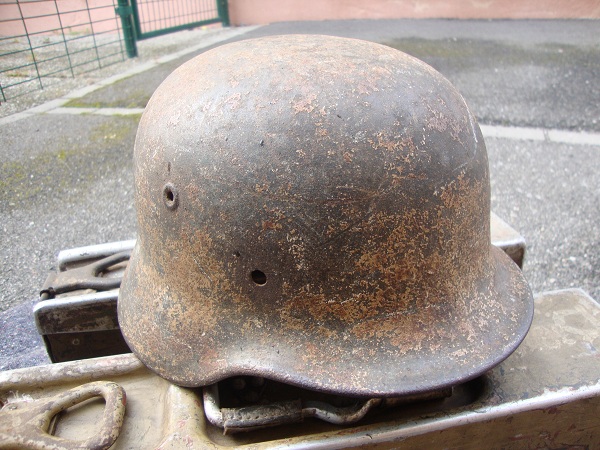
xmin=119 ymin=35 xmax=533 ymax=396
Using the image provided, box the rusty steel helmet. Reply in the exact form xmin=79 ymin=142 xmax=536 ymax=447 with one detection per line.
xmin=119 ymin=35 xmax=534 ymax=397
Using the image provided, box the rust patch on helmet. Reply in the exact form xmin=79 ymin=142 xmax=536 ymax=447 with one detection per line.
xmin=292 ymin=93 xmax=317 ymax=114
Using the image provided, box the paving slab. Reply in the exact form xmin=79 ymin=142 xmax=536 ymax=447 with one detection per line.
xmin=487 ymin=137 xmax=600 ymax=299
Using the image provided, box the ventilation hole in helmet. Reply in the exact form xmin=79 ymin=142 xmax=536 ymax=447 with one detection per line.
xmin=251 ymin=270 xmax=267 ymax=285
xmin=163 ymin=183 xmax=178 ymax=210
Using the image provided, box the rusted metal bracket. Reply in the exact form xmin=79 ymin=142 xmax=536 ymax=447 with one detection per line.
xmin=40 ymin=251 xmax=131 ymax=299
xmin=202 ymin=383 xmax=451 ymax=434
xmin=0 ymin=381 xmax=126 ymax=450
xmin=56 ymin=240 xmax=135 ymax=272
xmin=203 ymin=384 xmax=381 ymax=434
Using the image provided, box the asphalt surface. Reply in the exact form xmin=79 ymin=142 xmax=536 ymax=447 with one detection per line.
xmin=0 ymin=19 xmax=599 ymax=370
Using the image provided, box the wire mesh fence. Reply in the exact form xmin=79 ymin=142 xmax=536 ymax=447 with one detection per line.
xmin=0 ymin=0 xmax=228 ymax=104
xmin=0 ymin=0 xmax=126 ymax=102
xmin=132 ymin=0 xmax=223 ymax=39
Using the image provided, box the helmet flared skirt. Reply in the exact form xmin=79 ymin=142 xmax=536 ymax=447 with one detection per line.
xmin=119 ymin=242 xmax=532 ymax=397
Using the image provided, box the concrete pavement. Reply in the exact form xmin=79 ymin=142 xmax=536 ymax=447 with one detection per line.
xmin=1 ymin=19 xmax=598 ymax=369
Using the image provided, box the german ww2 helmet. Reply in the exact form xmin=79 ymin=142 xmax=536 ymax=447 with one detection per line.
xmin=119 ymin=35 xmax=534 ymax=397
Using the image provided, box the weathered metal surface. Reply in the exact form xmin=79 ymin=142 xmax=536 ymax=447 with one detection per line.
xmin=0 ymin=381 xmax=126 ymax=450
xmin=203 ymin=380 xmax=452 ymax=433
xmin=119 ymin=34 xmax=534 ymax=396
xmin=490 ymin=212 xmax=525 ymax=268
xmin=35 ymin=289 xmax=131 ymax=362
xmin=32 ymin=214 xmax=525 ymax=363
xmin=57 ymin=240 xmax=136 ymax=272
xmin=40 ymin=251 xmax=130 ymax=298
xmin=202 ymin=380 xmax=452 ymax=434
xmin=204 ymin=376 xmax=453 ymax=433
xmin=41 ymin=328 xmax=130 ymax=364
xmin=35 ymin=291 xmax=120 ymax=336
xmin=2 ymin=289 xmax=598 ymax=448
xmin=35 ymin=246 xmax=133 ymax=363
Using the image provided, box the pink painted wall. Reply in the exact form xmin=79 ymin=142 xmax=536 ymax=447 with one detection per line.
xmin=0 ymin=0 xmax=118 ymax=37
xmin=229 ymin=0 xmax=600 ymax=25
xmin=0 ymin=0 xmax=218 ymax=37
xmin=2 ymin=0 xmax=599 ymax=38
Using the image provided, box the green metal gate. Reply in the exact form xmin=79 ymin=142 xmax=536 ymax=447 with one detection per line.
xmin=1 ymin=0 xmax=127 ymax=103
xmin=116 ymin=0 xmax=229 ymax=58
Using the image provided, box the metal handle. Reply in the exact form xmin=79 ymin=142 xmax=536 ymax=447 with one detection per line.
xmin=40 ymin=251 xmax=131 ymax=298
xmin=0 ymin=381 xmax=126 ymax=450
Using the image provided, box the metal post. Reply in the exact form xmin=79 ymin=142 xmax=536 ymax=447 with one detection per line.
xmin=16 ymin=0 xmax=43 ymax=89
xmin=53 ymin=0 xmax=75 ymax=78
xmin=129 ymin=0 xmax=143 ymax=40
xmin=115 ymin=0 xmax=138 ymax=58
xmin=217 ymin=0 xmax=230 ymax=27
xmin=84 ymin=0 xmax=103 ymax=68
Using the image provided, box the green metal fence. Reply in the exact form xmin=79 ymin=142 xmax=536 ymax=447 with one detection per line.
xmin=134 ymin=0 xmax=227 ymax=39
xmin=1 ymin=0 xmax=229 ymax=103
xmin=116 ymin=0 xmax=229 ymax=57
xmin=0 ymin=0 xmax=126 ymax=102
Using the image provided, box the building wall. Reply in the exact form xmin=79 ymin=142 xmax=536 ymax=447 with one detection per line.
xmin=2 ymin=0 xmax=599 ymax=38
xmin=0 ymin=0 xmax=116 ymax=37
xmin=229 ymin=0 xmax=600 ymax=25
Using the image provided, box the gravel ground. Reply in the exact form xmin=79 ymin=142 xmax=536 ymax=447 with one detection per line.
xmin=0 ymin=25 xmax=247 ymax=119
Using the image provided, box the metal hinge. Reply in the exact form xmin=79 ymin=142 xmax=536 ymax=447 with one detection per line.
xmin=115 ymin=5 xmax=133 ymax=18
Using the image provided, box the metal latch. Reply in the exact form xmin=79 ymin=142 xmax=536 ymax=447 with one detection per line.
xmin=115 ymin=5 xmax=133 ymax=18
